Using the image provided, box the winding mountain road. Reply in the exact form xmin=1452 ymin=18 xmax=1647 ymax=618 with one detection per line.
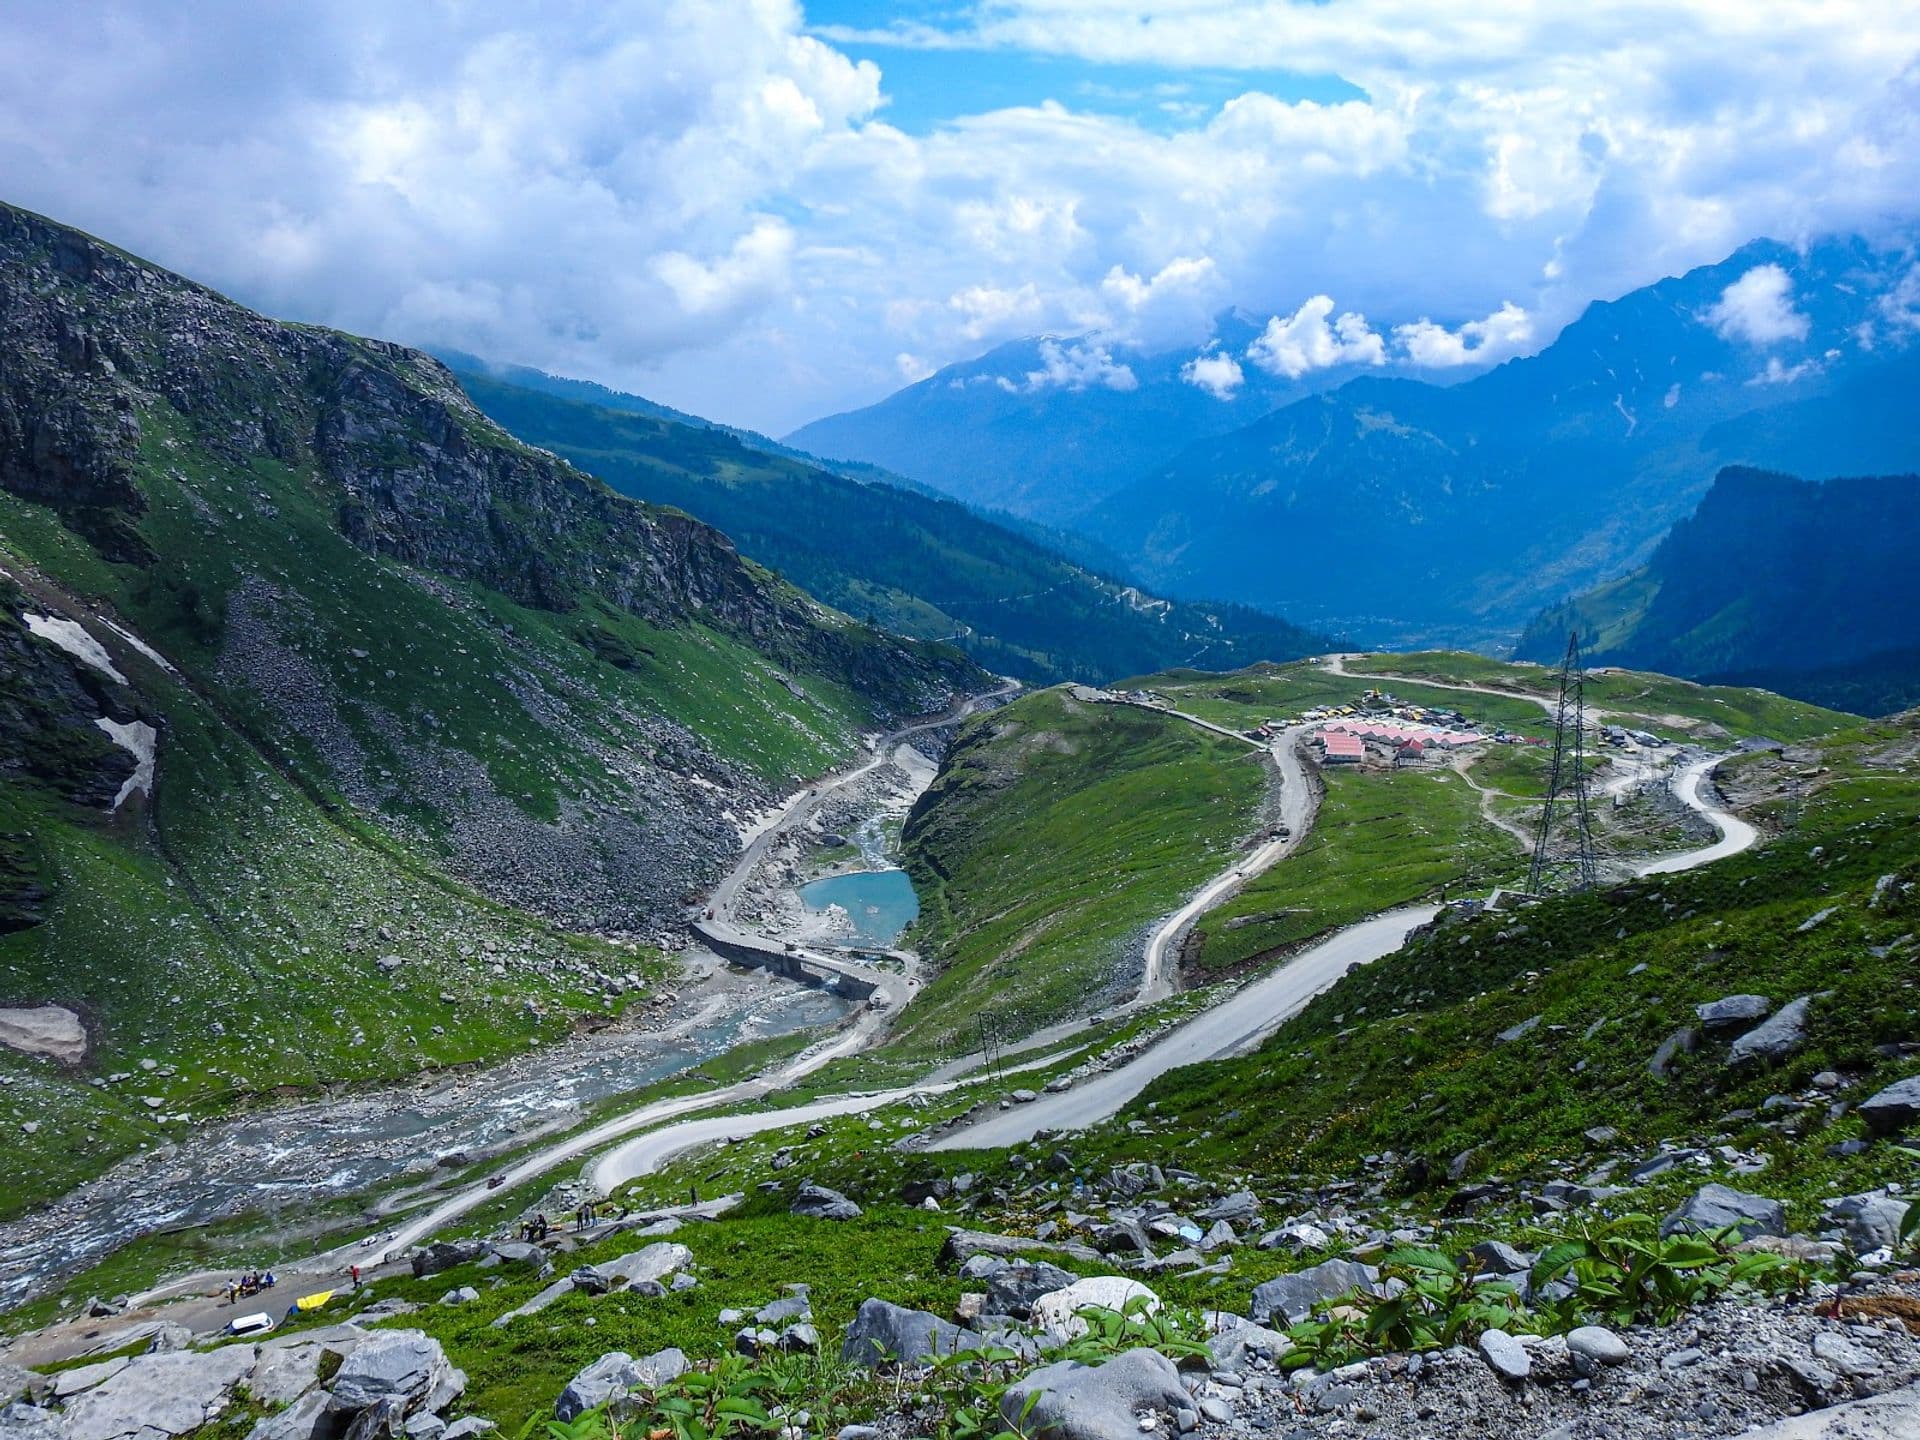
xmin=118 ymin=664 xmax=1761 ymax=1320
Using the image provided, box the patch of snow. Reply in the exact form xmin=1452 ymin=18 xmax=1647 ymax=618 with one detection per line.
xmin=99 ymin=617 xmax=177 ymax=674
xmin=94 ymin=718 xmax=157 ymax=809
xmin=23 ymin=614 xmax=126 ymax=684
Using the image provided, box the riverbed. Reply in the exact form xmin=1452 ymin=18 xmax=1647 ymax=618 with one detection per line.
xmin=0 ymin=968 xmax=848 ymax=1309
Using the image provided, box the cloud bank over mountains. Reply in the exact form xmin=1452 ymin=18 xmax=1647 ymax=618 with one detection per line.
xmin=1 ymin=0 xmax=1917 ymax=430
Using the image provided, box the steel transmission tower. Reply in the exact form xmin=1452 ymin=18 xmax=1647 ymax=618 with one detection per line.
xmin=1527 ymin=631 xmax=1598 ymax=893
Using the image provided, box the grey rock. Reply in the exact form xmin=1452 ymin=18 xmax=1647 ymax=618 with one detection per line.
xmin=941 ymin=1228 xmax=1101 ymax=1268
xmin=791 ymin=1183 xmax=862 ymax=1220
xmin=1497 ymin=1015 xmax=1542 ymax=1043
xmin=777 ymin=1323 xmax=820 ymax=1353
xmin=1695 ymin=995 xmax=1773 ymax=1030
xmin=1728 ymin=995 xmax=1813 ymax=1066
xmin=986 ymin=1260 xmax=1080 ymax=1317
xmin=1661 ymin=1183 xmax=1785 ymax=1240
xmin=1478 ymin=1328 xmax=1530 ymax=1383
xmin=328 ymin=1331 xmax=461 ymax=1417
xmin=61 ymin=1346 xmax=259 ymax=1440
xmin=755 ymin=1290 xmax=813 ymax=1326
xmin=1249 ymin=1258 xmax=1375 ymax=1325
xmin=1566 ymin=1326 xmax=1630 ymax=1366
xmin=556 ymin=1349 xmax=688 ymax=1422
xmin=403 ymin=1416 xmax=447 ymax=1440
xmin=410 ymin=1238 xmax=490 ymax=1278
xmin=0 ymin=1402 xmax=60 ymax=1440
xmin=244 ymin=1391 xmax=333 ymax=1440
xmin=440 ymin=1422 xmax=497 ymax=1440
xmin=1826 ymin=1192 xmax=1911 ymax=1252
xmin=1734 ymin=1384 xmax=1920 ymax=1437
xmin=1001 ymin=1348 xmax=1190 ymax=1440
xmin=1649 ymin=1027 xmax=1698 ymax=1079
xmin=1195 ymin=1192 xmax=1261 ymax=1224
xmin=1811 ymin=1333 xmax=1882 ymax=1378
xmin=1206 ymin=1314 xmax=1291 ymax=1372
xmin=602 ymin=1242 xmax=693 ymax=1288
xmin=1860 ymin=1074 xmax=1920 ymax=1136
xmin=439 ymin=1286 xmax=480 ymax=1307
xmin=1461 ymin=1240 xmax=1533 ymax=1276
xmin=842 ymin=1298 xmax=983 ymax=1369
xmin=570 ymin=1264 xmax=612 ymax=1295
xmin=246 ymin=1343 xmax=331 ymax=1407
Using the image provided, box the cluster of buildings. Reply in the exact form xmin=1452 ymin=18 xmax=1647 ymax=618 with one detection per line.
xmin=1298 ymin=689 xmax=1524 ymax=768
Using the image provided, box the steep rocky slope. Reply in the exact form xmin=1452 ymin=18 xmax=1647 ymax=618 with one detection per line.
xmin=454 ymin=367 xmax=1326 ymax=686
xmin=0 ymin=200 xmax=983 ymax=1215
xmin=1519 ymin=467 xmax=1920 ymax=714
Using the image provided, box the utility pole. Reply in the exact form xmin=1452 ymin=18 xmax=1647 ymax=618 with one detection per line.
xmin=1528 ymin=631 xmax=1598 ymax=894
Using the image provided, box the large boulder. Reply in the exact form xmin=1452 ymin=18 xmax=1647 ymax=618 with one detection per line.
xmin=790 ymin=1184 xmax=862 ymax=1220
xmin=1000 ymin=1349 xmax=1190 ymax=1440
xmin=841 ymin=1298 xmax=982 ymax=1370
xmin=328 ymin=1331 xmax=463 ymax=1418
xmin=601 ymin=1242 xmax=693 ymax=1288
xmin=1826 ymin=1192 xmax=1912 ymax=1252
xmin=555 ymin=1349 xmax=688 ymax=1422
xmin=60 ymin=1346 xmax=258 ymax=1440
xmin=1249 ymin=1257 xmax=1376 ymax=1326
xmin=1031 ymin=1278 xmax=1159 ymax=1339
xmin=410 ymin=1238 xmax=490 ymax=1278
xmin=1860 ymin=1075 xmax=1920 ymax=1137
xmin=1661 ymin=1183 xmax=1786 ymax=1240
xmin=986 ymin=1260 xmax=1081 ymax=1318
xmin=1727 ymin=996 xmax=1812 ymax=1066
xmin=1194 ymin=1192 xmax=1261 ymax=1224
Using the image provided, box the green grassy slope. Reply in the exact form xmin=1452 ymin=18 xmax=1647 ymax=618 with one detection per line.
xmin=1110 ymin=712 xmax=1920 ymax=1204
xmin=0 ymin=200 xmax=984 ymax=1215
xmin=453 ymin=369 xmax=1328 ymax=686
xmin=897 ymin=688 xmax=1268 ymax=1054
xmin=1341 ymin=651 xmax=1854 ymax=741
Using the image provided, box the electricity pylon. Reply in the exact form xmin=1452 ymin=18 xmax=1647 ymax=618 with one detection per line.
xmin=1527 ymin=631 xmax=1598 ymax=893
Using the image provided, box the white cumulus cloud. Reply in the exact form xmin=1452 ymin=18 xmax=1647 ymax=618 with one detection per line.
xmin=1181 ymin=350 xmax=1245 ymax=399
xmin=1705 ymin=264 xmax=1811 ymax=346
xmin=1019 ymin=338 xmax=1139 ymax=392
xmin=1245 ymin=296 xmax=1387 ymax=379
xmin=1394 ymin=301 xmax=1535 ymax=367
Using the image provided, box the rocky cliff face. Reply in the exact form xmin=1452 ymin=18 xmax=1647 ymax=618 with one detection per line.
xmin=0 ymin=199 xmax=984 ymax=935
xmin=0 ymin=202 xmax=974 ymax=699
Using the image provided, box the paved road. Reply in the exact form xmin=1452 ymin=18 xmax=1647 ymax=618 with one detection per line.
xmin=928 ymin=704 xmax=1760 ymax=1151
xmin=1137 ymin=722 xmax=1317 ymax=1003
xmin=928 ymin=904 xmax=1442 ymax=1151
xmin=1635 ymin=753 xmax=1757 ymax=875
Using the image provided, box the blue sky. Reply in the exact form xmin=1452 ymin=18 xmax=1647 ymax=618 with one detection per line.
xmin=807 ymin=0 xmax=1363 ymax=134
xmin=0 ymin=1 xmax=1915 ymax=432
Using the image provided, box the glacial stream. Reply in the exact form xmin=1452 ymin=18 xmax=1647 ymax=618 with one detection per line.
xmin=0 ymin=981 xmax=849 ymax=1309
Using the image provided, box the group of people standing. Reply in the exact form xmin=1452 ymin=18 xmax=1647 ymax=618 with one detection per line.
xmin=223 ymin=1269 xmax=275 ymax=1304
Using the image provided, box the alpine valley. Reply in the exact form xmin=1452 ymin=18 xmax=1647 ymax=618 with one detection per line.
xmin=2 ymin=190 xmax=1920 ymax=1440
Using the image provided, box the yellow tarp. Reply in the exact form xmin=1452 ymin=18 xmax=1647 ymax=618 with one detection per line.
xmin=294 ymin=1290 xmax=333 ymax=1313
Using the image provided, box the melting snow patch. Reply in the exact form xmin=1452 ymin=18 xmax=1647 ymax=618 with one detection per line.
xmin=94 ymin=718 xmax=157 ymax=809
xmin=23 ymin=614 xmax=126 ymax=684
xmin=99 ymin=617 xmax=177 ymax=674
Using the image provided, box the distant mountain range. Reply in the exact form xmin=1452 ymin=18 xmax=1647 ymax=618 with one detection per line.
xmin=785 ymin=313 xmax=1364 ymax=524
xmin=448 ymin=360 xmax=1327 ymax=686
xmin=789 ymin=236 xmax=1920 ymax=649
xmin=1518 ymin=466 xmax=1920 ymax=716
